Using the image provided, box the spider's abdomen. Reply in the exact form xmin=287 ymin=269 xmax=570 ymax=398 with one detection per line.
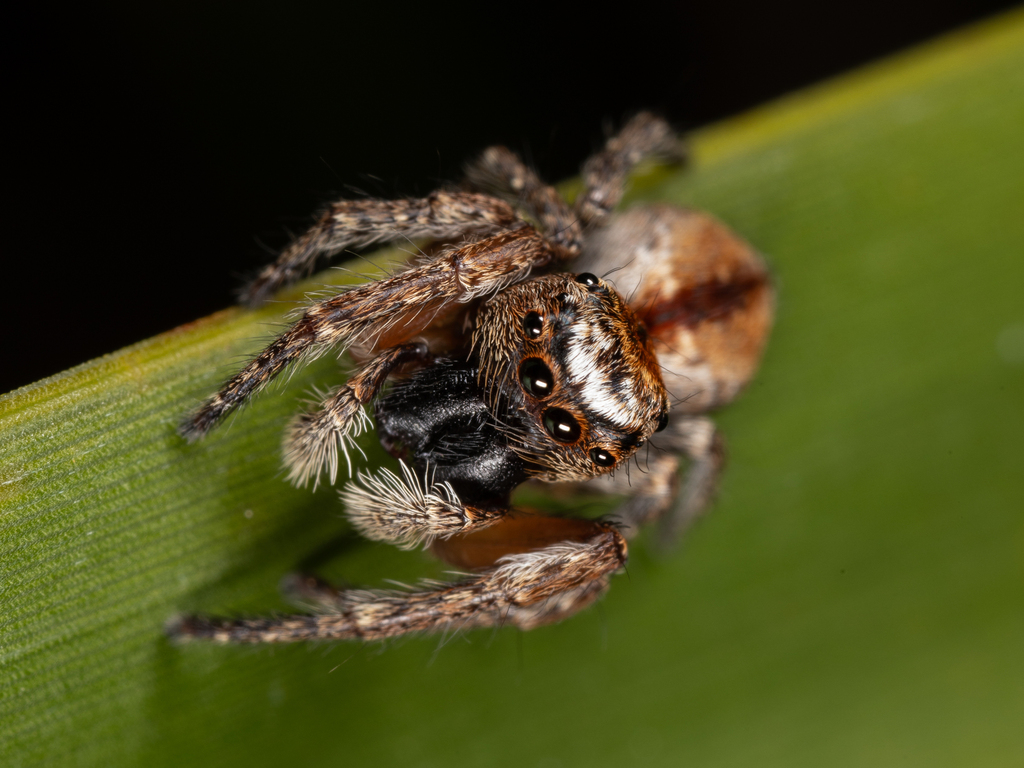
xmin=578 ymin=204 xmax=774 ymax=413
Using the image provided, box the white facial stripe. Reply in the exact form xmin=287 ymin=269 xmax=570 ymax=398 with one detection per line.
xmin=562 ymin=322 xmax=641 ymax=429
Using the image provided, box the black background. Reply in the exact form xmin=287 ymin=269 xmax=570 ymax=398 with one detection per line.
xmin=4 ymin=1 xmax=1016 ymax=393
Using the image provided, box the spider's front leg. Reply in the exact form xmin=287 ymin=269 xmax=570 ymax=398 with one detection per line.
xmin=173 ymin=514 xmax=627 ymax=643
xmin=180 ymin=226 xmax=559 ymax=442
xmin=241 ymin=191 xmax=519 ymax=307
xmin=282 ymin=342 xmax=432 ymax=488
xmin=338 ymin=462 xmax=510 ymax=548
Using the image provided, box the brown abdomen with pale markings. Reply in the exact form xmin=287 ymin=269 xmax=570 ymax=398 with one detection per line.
xmin=578 ymin=204 xmax=774 ymax=413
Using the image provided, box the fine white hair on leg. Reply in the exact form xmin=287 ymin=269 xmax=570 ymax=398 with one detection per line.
xmin=282 ymin=342 xmax=431 ymax=489
xmin=339 ymin=461 xmax=504 ymax=548
xmin=283 ymin=385 xmax=372 ymax=489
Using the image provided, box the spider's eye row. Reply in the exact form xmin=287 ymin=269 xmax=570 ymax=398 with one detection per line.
xmin=589 ymin=447 xmax=616 ymax=467
xmin=523 ymin=311 xmax=545 ymax=339
xmin=656 ymin=411 xmax=670 ymax=432
xmin=519 ymin=358 xmax=555 ymax=399
xmin=576 ymin=272 xmax=603 ymax=292
xmin=543 ymin=408 xmax=581 ymax=443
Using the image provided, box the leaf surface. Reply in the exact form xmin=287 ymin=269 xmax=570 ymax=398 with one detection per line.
xmin=3 ymin=11 xmax=1024 ymax=767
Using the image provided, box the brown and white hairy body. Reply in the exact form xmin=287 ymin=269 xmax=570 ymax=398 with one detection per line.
xmin=173 ymin=113 xmax=773 ymax=646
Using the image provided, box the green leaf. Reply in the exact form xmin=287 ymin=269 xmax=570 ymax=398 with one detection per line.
xmin=4 ymin=11 xmax=1023 ymax=766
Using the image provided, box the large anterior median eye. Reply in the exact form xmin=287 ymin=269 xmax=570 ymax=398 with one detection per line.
xmin=519 ymin=358 xmax=554 ymax=399
xmin=543 ymin=408 xmax=581 ymax=443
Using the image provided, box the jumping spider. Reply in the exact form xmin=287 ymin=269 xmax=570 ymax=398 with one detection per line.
xmin=173 ymin=113 xmax=773 ymax=644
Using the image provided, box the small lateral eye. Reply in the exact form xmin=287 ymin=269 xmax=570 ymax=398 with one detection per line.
xmin=590 ymin=447 xmax=616 ymax=467
xmin=519 ymin=358 xmax=555 ymax=399
xmin=543 ymin=407 xmax=581 ymax=443
xmin=656 ymin=411 xmax=669 ymax=432
xmin=523 ymin=311 xmax=545 ymax=339
xmin=620 ymin=431 xmax=644 ymax=451
xmin=576 ymin=272 xmax=602 ymax=291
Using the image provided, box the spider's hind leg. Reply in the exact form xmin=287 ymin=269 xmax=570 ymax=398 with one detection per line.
xmin=575 ymin=112 xmax=685 ymax=227
xmin=660 ymin=416 xmax=725 ymax=543
xmin=593 ymin=415 xmax=724 ymax=545
xmin=464 ymin=146 xmax=582 ymax=254
xmin=464 ymin=112 xmax=684 ymax=253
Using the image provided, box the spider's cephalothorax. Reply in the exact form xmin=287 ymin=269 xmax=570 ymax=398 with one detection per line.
xmin=370 ymin=271 xmax=669 ymax=510
xmin=475 ymin=272 xmax=667 ymax=483
xmin=172 ymin=113 xmax=774 ymax=645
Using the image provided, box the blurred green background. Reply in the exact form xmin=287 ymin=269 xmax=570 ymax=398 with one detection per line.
xmin=2 ymin=10 xmax=1023 ymax=767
